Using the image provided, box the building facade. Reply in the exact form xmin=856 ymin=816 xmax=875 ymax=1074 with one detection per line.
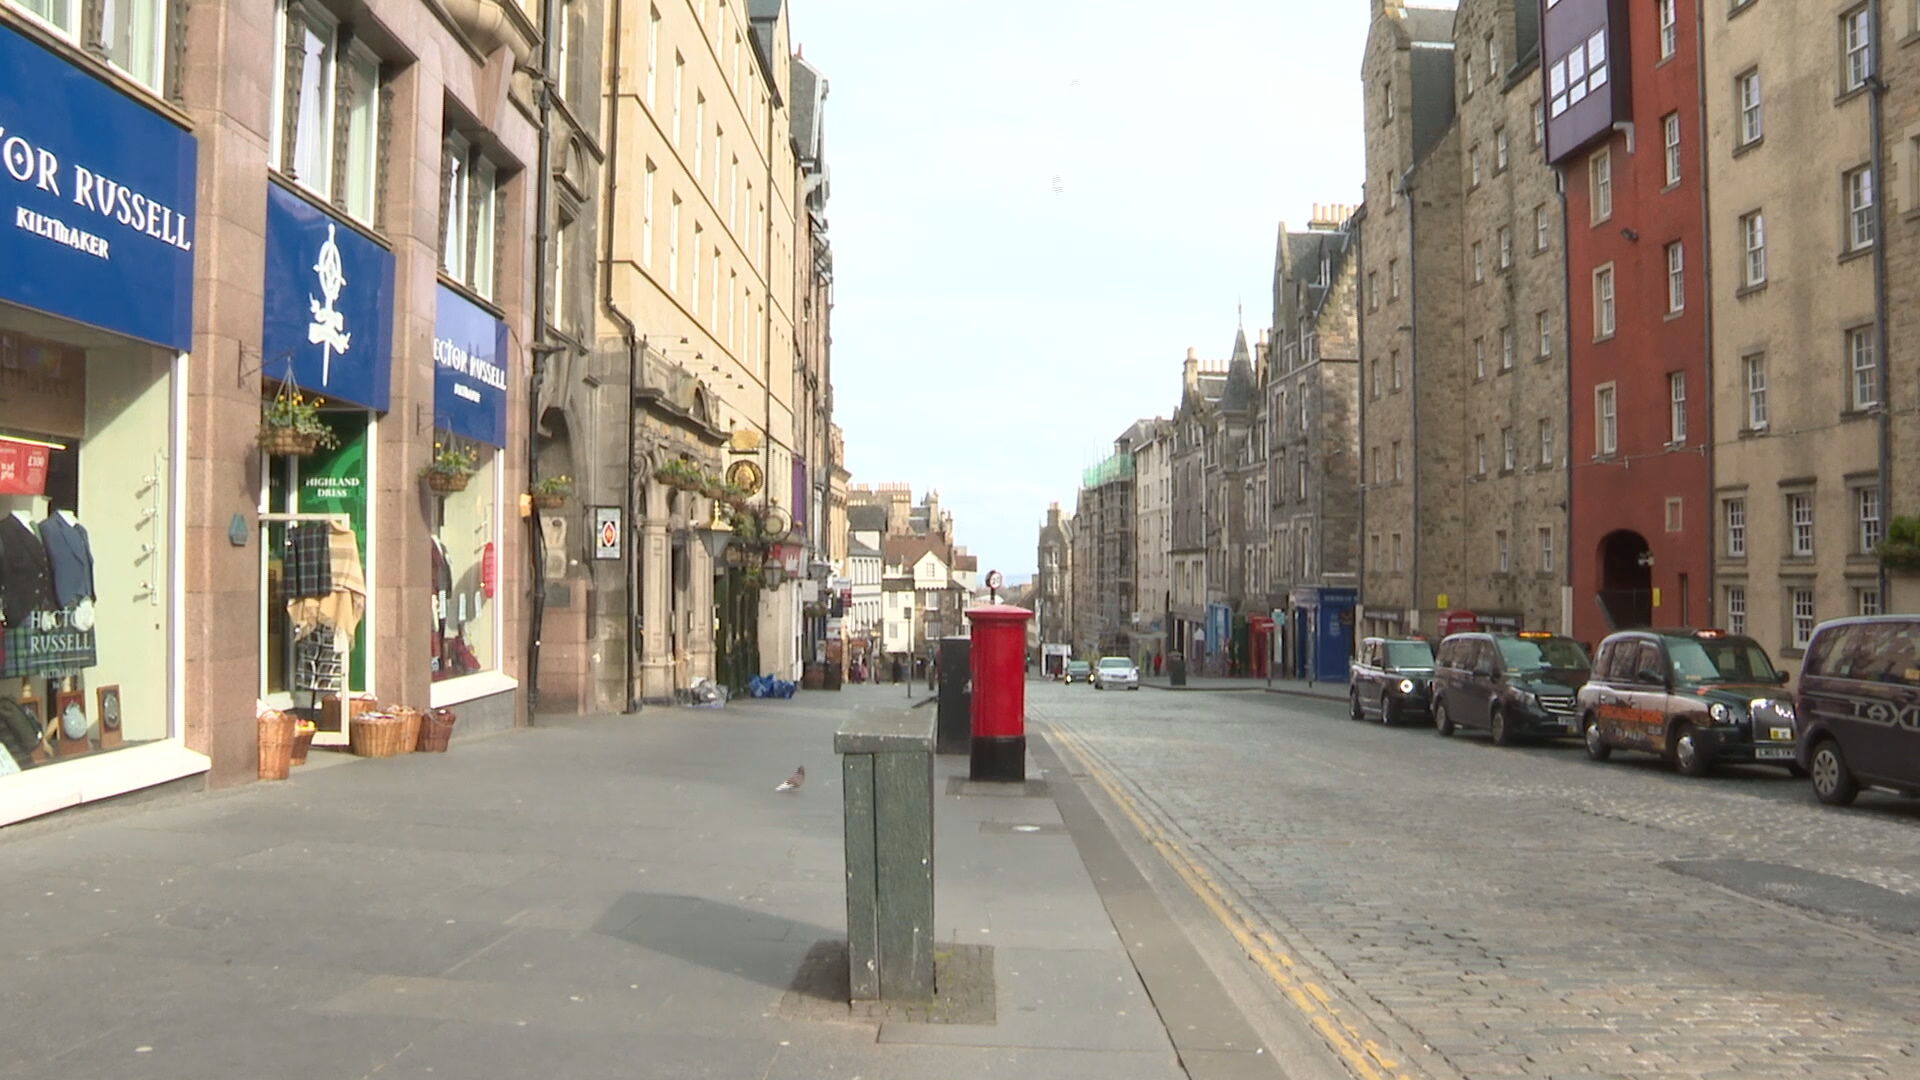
xmin=1035 ymin=503 xmax=1074 ymax=658
xmin=1169 ymin=349 xmax=1227 ymax=663
xmin=1130 ymin=420 xmax=1172 ymax=666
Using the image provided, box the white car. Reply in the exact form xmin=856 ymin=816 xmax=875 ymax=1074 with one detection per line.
xmin=1094 ymin=656 xmax=1140 ymax=690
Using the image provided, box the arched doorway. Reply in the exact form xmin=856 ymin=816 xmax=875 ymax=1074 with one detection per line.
xmin=1598 ymin=530 xmax=1653 ymax=630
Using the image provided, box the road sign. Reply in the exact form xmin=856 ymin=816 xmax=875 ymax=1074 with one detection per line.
xmin=592 ymin=505 xmax=623 ymax=560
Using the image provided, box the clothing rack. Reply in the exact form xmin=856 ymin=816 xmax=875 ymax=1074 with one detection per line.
xmin=261 ymin=512 xmax=354 ymax=743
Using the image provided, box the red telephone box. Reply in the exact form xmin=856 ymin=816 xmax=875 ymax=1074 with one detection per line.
xmin=967 ymin=604 xmax=1032 ymax=782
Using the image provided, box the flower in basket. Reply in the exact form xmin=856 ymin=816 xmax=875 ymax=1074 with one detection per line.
xmin=260 ymin=388 xmax=341 ymax=450
xmin=532 ymin=475 xmax=575 ymax=497
xmin=421 ymin=442 xmax=480 ymax=481
xmin=1875 ymin=515 xmax=1920 ymax=572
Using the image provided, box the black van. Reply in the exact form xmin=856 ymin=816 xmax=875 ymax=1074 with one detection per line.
xmin=1795 ymin=616 xmax=1920 ymax=806
xmin=1431 ymin=632 xmax=1591 ymax=745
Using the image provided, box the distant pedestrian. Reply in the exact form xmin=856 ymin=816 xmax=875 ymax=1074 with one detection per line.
xmin=1153 ymin=653 xmax=1163 ymax=676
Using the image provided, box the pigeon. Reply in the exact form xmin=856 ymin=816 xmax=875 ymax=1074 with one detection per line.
xmin=775 ymin=765 xmax=805 ymax=793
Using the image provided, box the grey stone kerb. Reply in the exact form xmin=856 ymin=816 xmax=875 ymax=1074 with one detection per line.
xmin=837 ymin=706 xmax=936 ymax=1002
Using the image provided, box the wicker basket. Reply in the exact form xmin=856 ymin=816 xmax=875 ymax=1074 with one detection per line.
xmin=425 ymin=471 xmax=470 ymax=494
xmin=259 ymin=426 xmax=321 ymax=457
xmin=530 ymin=492 xmax=568 ymax=510
xmin=320 ymin=693 xmax=378 ymax=733
xmin=348 ymin=712 xmax=409 ymax=758
xmin=417 ymin=707 xmax=457 ymax=752
xmin=387 ymin=705 xmax=422 ymax=754
xmin=290 ymin=722 xmax=317 ymax=765
xmin=258 ymin=712 xmax=296 ymax=780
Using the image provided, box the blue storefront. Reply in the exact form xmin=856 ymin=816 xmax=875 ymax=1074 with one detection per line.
xmin=1291 ymin=586 xmax=1359 ymax=684
xmin=0 ymin=21 xmax=201 ymax=822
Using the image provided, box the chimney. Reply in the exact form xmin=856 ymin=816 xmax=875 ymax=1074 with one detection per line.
xmin=1182 ymin=347 xmax=1199 ymax=393
xmin=1308 ymin=203 xmax=1346 ymax=231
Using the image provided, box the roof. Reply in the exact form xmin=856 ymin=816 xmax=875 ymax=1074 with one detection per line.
xmin=848 ymin=504 xmax=887 ymax=533
xmin=1220 ymin=329 xmax=1257 ymax=412
xmin=790 ymin=54 xmax=826 ymax=165
xmin=883 ymin=533 xmax=953 ymax=570
xmin=849 ymin=538 xmax=881 ymax=558
xmin=1404 ymin=4 xmax=1455 ymax=46
xmin=1409 ymin=28 xmax=1457 ymax=163
xmin=953 ymin=554 xmax=978 ymax=571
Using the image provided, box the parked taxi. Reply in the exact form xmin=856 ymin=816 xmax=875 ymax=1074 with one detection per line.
xmin=1431 ymin=631 xmax=1591 ymax=744
xmin=1576 ymin=629 xmax=1797 ymax=777
xmin=1348 ymin=636 xmax=1435 ymax=725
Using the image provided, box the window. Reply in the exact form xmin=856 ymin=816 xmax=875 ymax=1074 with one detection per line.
xmin=1538 ymin=311 xmax=1553 ymax=357
xmin=1385 ymin=79 xmax=1396 ymax=122
xmin=1540 ymin=526 xmax=1555 ymax=572
xmin=668 ymin=195 xmax=682 ymax=292
xmin=693 ymin=95 xmax=706 ymax=181
xmin=1539 ymin=418 xmax=1554 ymax=465
xmin=1745 ymin=354 xmax=1769 ymax=428
xmin=1535 ymin=205 xmax=1550 ymax=252
xmin=1392 ymin=533 xmax=1405 ymax=572
xmin=1488 ymin=33 xmax=1499 ymax=77
xmin=1393 ymin=441 xmax=1404 ymax=481
xmin=1473 ymin=242 xmax=1485 ymax=282
xmin=1741 ymin=212 xmax=1767 ymax=286
xmin=1465 ymin=51 xmax=1476 ymax=97
xmin=1666 ymin=242 xmax=1685 ymax=313
xmin=1590 ymin=149 xmax=1612 ymax=222
xmin=1496 ymin=127 xmax=1509 ymax=172
xmin=1297 ymin=459 xmax=1308 ymax=499
xmin=1594 ymin=265 xmax=1616 ymax=338
xmin=641 ymin=161 xmax=657 ymax=268
xmin=1372 ymin=447 xmax=1382 ymax=484
xmin=1857 ymin=486 xmax=1884 ymax=552
xmin=23 ymin=0 xmax=169 ymax=92
xmin=1501 ymin=326 xmax=1515 ymax=370
xmin=1596 ymin=384 xmax=1618 ymax=455
xmin=1472 ymin=145 xmax=1483 ymax=186
xmin=1659 ymin=0 xmax=1677 ymax=59
xmin=1532 ymin=101 xmax=1545 ymax=147
xmin=1789 ymin=492 xmax=1815 ymax=557
xmin=1669 ymin=372 xmax=1687 ymax=442
xmin=1843 ymin=6 xmax=1872 ymax=93
xmin=1791 ymin=588 xmax=1816 ymax=650
xmin=1548 ymin=29 xmax=1608 ymax=117
xmin=1738 ymin=70 xmax=1763 ymax=145
xmin=691 ymin=223 xmax=703 ymax=308
xmin=430 ymin=442 xmax=501 ymax=682
xmin=1502 ymin=426 xmax=1516 ymax=471
xmin=268 ymin=5 xmax=383 ymax=227
xmin=1496 ymin=530 xmax=1510 ymax=573
xmin=1726 ymin=586 xmax=1747 ymax=635
xmin=1848 ymin=326 xmax=1878 ymax=409
xmin=1726 ymin=498 xmax=1747 ymax=557
xmin=1390 ymin=259 xmax=1401 ymax=298
xmin=1846 ymin=166 xmax=1876 ymax=251
xmin=1856 ymin=588 xmax=1883 ymax=616
xmin=647 ymin=6 xmax=661 ymax=108
xmin=439 ymin=133 xmax=501 ymax=297
xmin=1391 ymin=349 xmax=1404 ymax=390
xmin=1476 ymin=433 xmax=1488 ymax=476
xmin=1371 ymin=359 xmax=1382 ymax=398
xmin=1499 ymin=226 xmax=1513 ymax=268
xmin=1666 ymin=497 xmax=1684 ymax=533
xmin=1368 ymin=272 xmax=1379 ymax=310
xmin=1663 ymin=112 xmax=1682 ymax=185
xmin=672 ymin=53 xmax=685 ymax=144
xmin=1475 ymin=337 xmax=1487 ymax=379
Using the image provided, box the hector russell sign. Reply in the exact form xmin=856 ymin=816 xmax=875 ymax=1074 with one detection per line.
xmin=0 ymin=23 xmax=197 ymax=351
xmin=432 ymin=285 xmax=510 ymax=447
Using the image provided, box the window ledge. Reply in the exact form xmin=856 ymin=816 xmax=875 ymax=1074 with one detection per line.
xmin=1593 ymin=332 xmax=1616 ymax=344
xmin=0 ymin=741 xmax=210 ymax=828
xmin=1662 ymin=180 xmax=1681 ymax=194
xmin=1739 ymin=425 xmax=1769 ymax=439
xmin=1839 ymin=245 xmax=1876 ymax=265
xmin=1836 ymin=84 xmax=1871 ymax=107
xmin=430 ymin=670 xmax=522 ymax=709
xmin=1781 ymin=648 xmax=1807 ymax=660
xmin=1736 ymin=280 xmax=1768 ymax=299
xmin=1733 ymin=136 xmax=1765 ymax=159
xmin=1730 ymin=0 xmax=1759 ymax=22
xmin=1665 ymin=309 xmax=1686 ymax=322
xmin=1782 ymin=556 xmax=1817 ymax=566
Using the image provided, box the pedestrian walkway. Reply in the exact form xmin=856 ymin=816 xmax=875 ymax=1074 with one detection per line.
xmin=1139 ymin=674 xmax=1347 ymax=703
xmin=0 ymin=684 xmax=1199 ymax=1080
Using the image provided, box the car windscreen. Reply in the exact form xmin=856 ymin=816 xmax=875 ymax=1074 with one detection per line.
xmin=1097 ymin=658 xmax=1132 ymax=670
xmin=1667 ymin=638 xmax=1778 ymax=684
xmin=1384 ymin=642 xmax=1434 ymax=669
xmin=1067 ymin=662 xmax=1090 ymax=671
xmin=1495 ymin=637 xmax=1590 ymax=673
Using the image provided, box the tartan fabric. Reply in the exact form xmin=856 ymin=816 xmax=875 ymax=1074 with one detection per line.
xmin=0 ymin=621 xmax=95 ymax=678
xmin=284 ymin=522 xmax=333 ymax=600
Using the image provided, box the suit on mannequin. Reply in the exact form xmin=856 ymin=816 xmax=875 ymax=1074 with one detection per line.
xmin=0 ymin=514 xmax=54 ymax=625
xmin=38 ymin=511 xmax=94 ymax=608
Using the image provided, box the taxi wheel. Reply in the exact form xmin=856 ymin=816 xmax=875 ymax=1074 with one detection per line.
xmin=1582 ymin=715 xmax=1612 ymax=761
xmin=1434 ymin=700 xmax=1456 ymax=738
xmin=1489 ymin=707 xmax=1514 ymax=747
xmin=1810 ymin=739 xmax=1860 ymax=806
xmin=1672 ymin=723 xmax=1713 ymax=778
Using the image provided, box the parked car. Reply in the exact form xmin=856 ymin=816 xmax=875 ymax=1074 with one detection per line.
xmin=1431 ymin=631 xmax=1590 ymax=744
xmin=1349 ymin=636 xmax=1434 ymax=725
xmin=1063 ymin=660 xmax=1092 ymax=685
xmin=1794 ymin=616 xmax=1920 ymax=806
xmin=1576 ymin=628 xmax=1796 ymax=777
xmin=1094 ymin=656 xmax=1140 ymax=690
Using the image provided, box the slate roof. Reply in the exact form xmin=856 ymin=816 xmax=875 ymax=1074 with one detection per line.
xmin=1404 ymin=4 xmax=1456 ymax=45
xmin=1220 ymin=329 xmax=1257 ymax=412
xmin=849 ymin=537 xmax=881 ymax=558
xmin=883 ymin=534 xmax=953 ymax=571
xmin=790 ymin=55 xmax=825 ymax=164
xmin=1284 ymin=227 xmax=1356 ymax=326
xmin=848 ymin=504 xmax=887 ymax=533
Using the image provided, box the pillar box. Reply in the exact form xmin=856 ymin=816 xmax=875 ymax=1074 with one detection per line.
xmin=966 ymin=604 xmax=1033 ymax=782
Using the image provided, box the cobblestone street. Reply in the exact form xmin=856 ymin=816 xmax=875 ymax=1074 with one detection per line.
xmin=1030 ymin=681 xmax=1920 ymax=1080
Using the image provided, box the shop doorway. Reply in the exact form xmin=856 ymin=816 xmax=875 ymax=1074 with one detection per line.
xmin=1597 ymin=530 xmax=1653 ymax=631
xmin=716 ymin=566 xmax=760 ymax=695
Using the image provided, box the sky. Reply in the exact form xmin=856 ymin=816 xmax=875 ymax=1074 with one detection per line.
xmin=790 ymin=0 xmax=1377 ymax=581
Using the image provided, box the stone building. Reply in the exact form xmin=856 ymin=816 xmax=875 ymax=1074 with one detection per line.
xmin=1070 ymin=427 xmax=1142 ymax=658
xmin=1884 ymin=0 xmax=1920 ymax=613
xmin=1268 ymin=208 xmax=1362 ymax=672
xmin=1702 ymin=0 xmax=1891 ymax=663
xmin=1357 ymin=0 xmax=1466 ymax=639
xmin=1169 ymin=348 xmax=1228 ymax=663
xmin=1200 ymin=336 xmax=1259 ymax=673
xmin=1130 ymin=419 xmax=1173 ymax=666
xmin=1448 ymin=0 xmax=1567 ymax=635
xmin=1035 ymin=503 xmax=1074 ymax=658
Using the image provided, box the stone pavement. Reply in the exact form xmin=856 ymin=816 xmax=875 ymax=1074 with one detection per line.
xmin=0 ymin=684 xmax=1240 ymax=1080
xmin=1136 ymin=674 xmax=1347 ymax=702
xmin=1033 ymin=681 xmax=1920 ymax=1080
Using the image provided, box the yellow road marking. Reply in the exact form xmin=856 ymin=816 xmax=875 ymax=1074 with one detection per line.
xmin=1050 ymin=725 xmax=1415 ymax=1080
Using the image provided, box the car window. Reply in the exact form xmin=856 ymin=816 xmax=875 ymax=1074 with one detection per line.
xmin=1667 ymin=637 xmax=1779 ymax=684
xmin=1593 ymin=640 xmax=1622 ymax=680
xmin=1495 ymin=637 xmax=1591 ymax=673
xmin=1820 ymin=622 xmax=1920 ymax=685
xmin=1621 ymin=643 xmax=1658 ymax=683
xmin=1385 ymin=642 xmax=1434 ymax=669
xmin=1098 ymin=657 xmax=1131 ymax=670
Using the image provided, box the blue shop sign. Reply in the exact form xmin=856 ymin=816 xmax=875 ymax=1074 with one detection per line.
xmin=432 ymin=285 xmax=508 ymax=448
xmin=262 ymin=182 xmax=394 ymax=411
xmin=0 ymin=23 xmax=197 ymax=351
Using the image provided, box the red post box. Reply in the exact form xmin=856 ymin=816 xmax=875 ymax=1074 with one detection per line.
xmin=967 ymin=604 xmax=1033 ymax=782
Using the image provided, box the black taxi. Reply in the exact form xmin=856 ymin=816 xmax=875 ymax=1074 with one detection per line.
xmin=1431 ymin=631 xmax=1591 ymax=744
xmin=1348 ymin=636 xmax=1435 ymax=725
xmin=1575 ymin=628 xmax=1797 ymax=777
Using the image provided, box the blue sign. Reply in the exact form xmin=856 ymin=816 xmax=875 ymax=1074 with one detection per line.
xmin=262 ymin=182 xmax=394 ymax=411
xmin=432 ymin=285 xmax=509 ymax=447
xmin=0 ymin=24 xmax=197 ymax=350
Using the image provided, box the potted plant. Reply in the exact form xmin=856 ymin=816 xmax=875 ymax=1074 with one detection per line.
xmin=1876 ymin=515 xmax=1920 ymax=573
xmin=652 ymin=458 xmax=704 ymax=491
xmin=259 ymin=385 xmax=340 ymax=457
xmin=530 ymin=474 xmax=574 ymax=510
xmin=422 ymin=441 xmax=480 ymax=494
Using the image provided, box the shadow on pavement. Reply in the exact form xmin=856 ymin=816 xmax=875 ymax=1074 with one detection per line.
xmin=593 ymin=892 xmax=839 ymax=993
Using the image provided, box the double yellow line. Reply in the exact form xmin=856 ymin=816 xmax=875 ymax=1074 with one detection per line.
xmin=1049 ymin=725 xmax=1416 ymax=1080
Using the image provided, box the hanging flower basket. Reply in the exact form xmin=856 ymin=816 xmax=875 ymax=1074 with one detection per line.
xmin=531 ymin=492 xmax=567 ymax=509
xmin=1876 ymin=517 xmax=1920 ymax=574
xmin=530 ymin=474 xmax=574 ymax=510
xmin=426 ymin=471 xmax=471 ymax=494
xmin=259 ymin=426 xmax=322 ymax=457
xmin=421 ymin=440 xmax=479 ymax=495
xmin=259 ymin=383 xmax=339 ymax=457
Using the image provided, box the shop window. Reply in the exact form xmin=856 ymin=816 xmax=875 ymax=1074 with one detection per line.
xmin=260 ymin=409 xmax=371 ymax=707
xmin=430 ymin=446 xmax=498 ymax=682
xmin=7 ymin=0 xmax=168 ymax=95
xmin=440 ymin=133 xmax=501 ymax=300
xmin=0 ymin=328 xmax=175 ymax=778
xmin=270 ymin=0 xmax=384 ymax=227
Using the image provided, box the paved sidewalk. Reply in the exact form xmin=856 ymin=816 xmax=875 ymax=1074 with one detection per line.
xmin=1139 ymin=675 xmax=1346 ymax=703
xmin=0 ymin=684 xmax=1196 ymax=1080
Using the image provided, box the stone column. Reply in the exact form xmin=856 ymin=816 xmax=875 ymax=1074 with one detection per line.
xmin=639 ymin=479 xmax=673 ymax=702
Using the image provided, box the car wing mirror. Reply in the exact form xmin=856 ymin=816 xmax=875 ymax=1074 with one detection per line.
xmin=1776 ymin=671 xmax=1791 ymax=685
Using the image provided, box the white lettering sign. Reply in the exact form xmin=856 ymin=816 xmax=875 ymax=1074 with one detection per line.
xmin=0 ymin=120 xmax=192 ymax=252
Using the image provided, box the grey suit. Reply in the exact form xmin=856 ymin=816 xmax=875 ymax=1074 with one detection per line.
xmin=37 ymin=513 xmax=94 ymax=608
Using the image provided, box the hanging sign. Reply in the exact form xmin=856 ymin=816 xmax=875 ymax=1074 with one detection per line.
xmin=432 ymin=284 xmax=509 ymax=447
xmin=0 ymin=438 xmax=52 ymax=495
xmin=592 ymin=506 xmax=623 ymax=560
xmin=0 ymin=24 xmax=197 ymax=350
xmin=262 ymin=182 xmax=395 ymax=411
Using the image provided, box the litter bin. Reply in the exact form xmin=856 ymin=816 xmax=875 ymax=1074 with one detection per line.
xmin=837 ymin=706 xmax=936 ymax=1001
xmin=1168 ymin=651 xmax=1187 ymax=687
xmin=936 ymin=636 xmax=972 ymax=755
